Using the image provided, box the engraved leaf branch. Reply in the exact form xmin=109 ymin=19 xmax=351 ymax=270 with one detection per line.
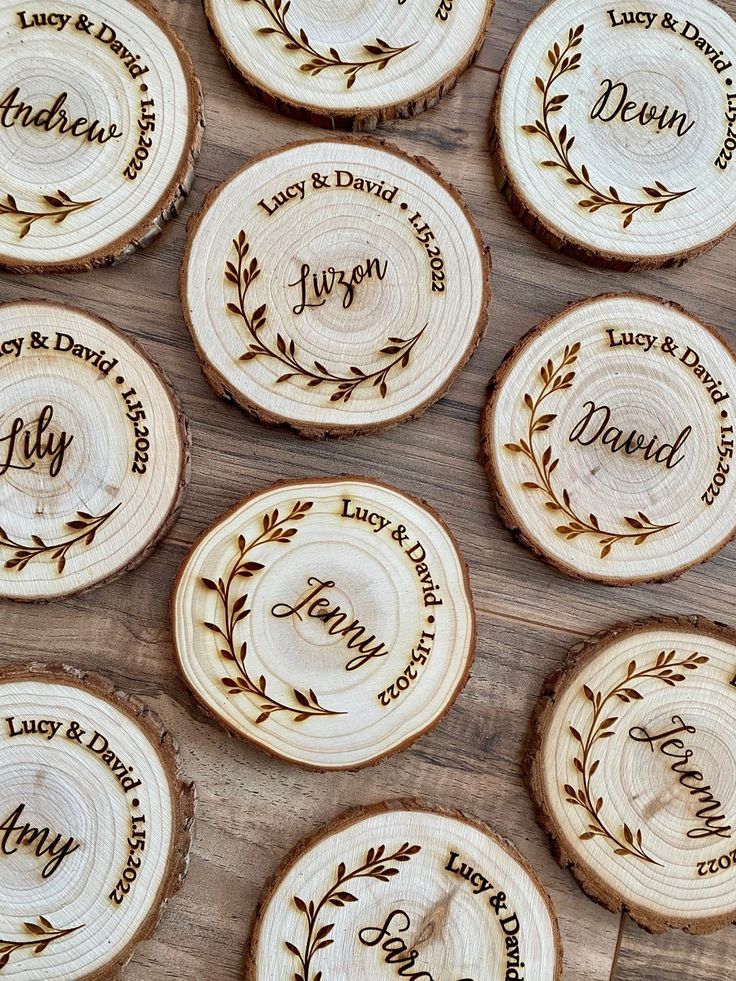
xmin=0 ymin=505 xmax=121 ymax=575
xmin=0 ymin=190 xmax=99 ymax=240
xmin=227 ymin=232 xmax=426 ymax=403
xmin=565 ymin=650 xmax=708 ymax=864
xmin=0 ymin=918 xmax=83 ymax=972
xmin=286 ymin=842 xmax=421 ymax=981
xmin=505 ymin=344 xmax=677 ymax=558
xmin=522 ymin=25 xmax=695 ymax=228
xmin=243 ymin=0 xmax=416 ymax=89
xmin=202 ymin=499 xmax=345 ymax=723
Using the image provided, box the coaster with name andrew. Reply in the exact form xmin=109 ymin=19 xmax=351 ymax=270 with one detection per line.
xmin=171 ymin=477 xmax=475 ymax=770
xmin=491 ymin=0 xmax=736 ymax=269
xmin=529 ymin=617 xmax=736 ymax=934
xmin=481 ymin=293 xmax=736 ymax=585
xmin=0 ymin=0 xmax=203 ymax=273
xmin=246 ymin=800 xmax=562 ymax=981
xmin=181 ymin=138 xmax=490 ymax=437
xmin=0 ymin=301 xmax=189 ymax=601
xmin=203 ymin=0 xmax=494 ymax=129
xmin=0 ymin=663 xmax=194 ymax=979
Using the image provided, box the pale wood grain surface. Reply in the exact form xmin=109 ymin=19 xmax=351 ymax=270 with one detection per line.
xmin=2 ymin=0 xmax=735 ymax=977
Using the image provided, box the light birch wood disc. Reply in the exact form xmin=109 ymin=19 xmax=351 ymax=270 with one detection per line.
xmin=491 ymin=0 xmax=736 ymax=269
xmin=246 ymin=799 xmax=562 ymax=980
xmin=0 ymin=0 xmax=204 ymax=274
xmin=481 ymin=293 xmax=736 ymax=586
xmin=0 ymin=663 xmax=194 ymax=979
xmin=203 ymin=0 xmax=494 ymax=130
xmin=529 ymin=617 xmax=736 ymax=934
xmin=181 ymin=138 xmax=490 ymax=437
xmin=0 ymin=301 xmax=189 ymax=601
xmin=172 ymin=477 xmax=475 ymax=770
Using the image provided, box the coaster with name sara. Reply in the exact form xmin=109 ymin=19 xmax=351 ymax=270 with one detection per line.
xmin=246 ymin=800 xmax=562 ymax=981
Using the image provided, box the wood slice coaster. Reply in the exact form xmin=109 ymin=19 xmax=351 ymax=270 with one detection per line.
xmin=529 ymin=617 xmax=736 ymax=934
xmin=203 ymin=0 xmax=494 ymax=130
xmin=0 ymin=663 xmax=194 ymax=978
xmin=181 ymin=138 xmax=490 ymax=438
xmin=481 ymin=293 xmax=736 ymax=585
xmin=491 ymin=0 xmax=736 ymax=270
xmin=0 ymin=301 xmax=189 ymax=601
xmin=172 ymin=477 xmax=475 ymax=770
xmin=0 ymin=0 xmax=204 ymax=274
xmin=246 ymin=800 xmax=562 ymax=980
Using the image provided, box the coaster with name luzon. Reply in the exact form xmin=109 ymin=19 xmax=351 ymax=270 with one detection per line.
xmin=491 ymin=0 xmax=736 ymax=269
xmin=529 ymin=616 xmax=736 ymax=934
xmin=181 ymin=138 xmax=490 ymax=438
xmin=246 ymin=800 xmax=563 ymax=980
xmin=203 ymin=0 xmax=495 ymax=130
xmin=0 ymin=301 xmax=189 ymax=601
xmin=481 ymin=293 xmax=736 ymax=585
xmin=0 ymin=0 xmax=204 ymax=273
xmin=171 ymin=477 xmax=475 ymax=770
xmin=0 ymin=663 xmax=194 ymax=978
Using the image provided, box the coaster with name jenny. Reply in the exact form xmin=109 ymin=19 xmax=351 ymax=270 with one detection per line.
xmin=0 ymin=301 xmax=189 ymax=601
xmin=172 ymin=478 xmax=475 ymax=770
xmin=529 ymin=617 xmax=736 ymax=934
xmin=0 ymin=663 xmax=194 ymax=979
xmin=246 ymin=800 xmax=562 ymax=980
xmin=181 ymin=138 xmax=490 ymax=437
xmin=203 ymin=0 xmax=495 ymax=129
xmin=481 ymin=293 xmax=736 ymax=585
xmin=0 ymin=0 xmax=204 ymax=273
xmin=491 ymin=0 xmax=736 ymax=269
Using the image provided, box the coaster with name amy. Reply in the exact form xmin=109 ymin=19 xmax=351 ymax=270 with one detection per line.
xmin=203 ymin=0 xmax=495 ymax=129
xmin=481 ymin=293 xmax=736 ymax=585
xmin=246 ymin=800 xmax=562 ymax=980
xmin=0 ymin=0 xmax=203 ymax=273
xmin=171 ymin=478 xmax=475 ymax=770
xmin=529 ymin=617 xmax=736 ymax=933
xmin=182 ymin=138 xmax=490 ymax=437
xmin=491 ymin=0 xmax=736 ymax=269
xmin=0 ymin=663 xmax=194 ymax=978
xmin=0 ymin=301 xmax=189 ymax=601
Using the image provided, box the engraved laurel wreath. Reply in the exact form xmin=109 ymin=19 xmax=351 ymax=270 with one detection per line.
xmin=521 ymin=25 xmax=694 ymax=228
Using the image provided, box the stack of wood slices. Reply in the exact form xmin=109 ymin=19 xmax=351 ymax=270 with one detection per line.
xmin=3 ymin=0 xmax=736 ymax=976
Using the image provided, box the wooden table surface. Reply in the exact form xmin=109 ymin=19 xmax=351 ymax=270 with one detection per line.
xmin=3 ymin=0 xmax=736 ymax=977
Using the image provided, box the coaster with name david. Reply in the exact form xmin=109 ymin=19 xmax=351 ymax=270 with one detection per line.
xmin=481 ymin=293 xmax=736 ymax=585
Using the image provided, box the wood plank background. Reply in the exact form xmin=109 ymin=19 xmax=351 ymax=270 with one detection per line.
xmin=3 ymin=0 xmax=736 ymax=977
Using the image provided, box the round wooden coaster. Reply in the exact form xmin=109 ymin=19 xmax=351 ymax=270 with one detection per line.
xmin=172 ymin=477 xmax=475 ymax=770
xmin=481 ymin=293 xmax=736 ymax=586
xmin=0 ymin=663 xmax=194 ymax=978
xmin=529 ymin=616 xmax=736 ymax=934
xmin=0 ymin=301 xmax=189 ymax=602
xmin=0 ymin=0 xmax=204 ymax=274
xmin=491 ymin=0 xmax=736 ymax=269
xmin=246 ymin=799 xmax=562 ymax=980
xmin=204 ymin=0 xmax=494 ymax=130
xmin=181 ymin=138 xmax=490 ymax=437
